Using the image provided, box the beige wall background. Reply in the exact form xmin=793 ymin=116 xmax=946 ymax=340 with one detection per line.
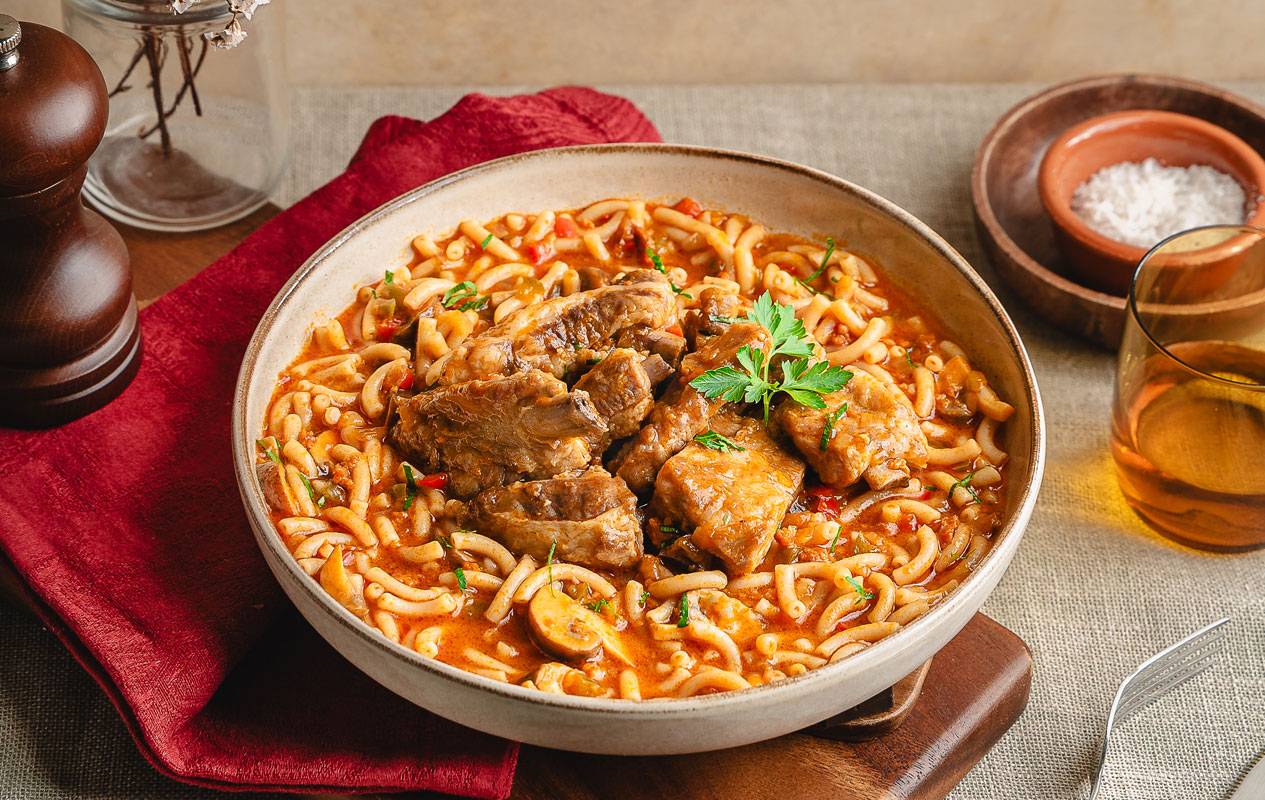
xmin=11 ymin=0 xmax=1265 ymax=84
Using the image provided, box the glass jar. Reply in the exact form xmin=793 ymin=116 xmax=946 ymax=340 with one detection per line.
xmin=62 ymin=0 xmax=288 ymax=231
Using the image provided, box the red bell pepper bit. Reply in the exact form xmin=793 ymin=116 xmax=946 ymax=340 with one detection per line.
xmin=554 ymin=216 xmax=579 ymax=238
xmin=376 ymin=321 xmax=400 ymax=340
xmin=526 ymin=240 xmax=555 ymax=265
xmin=418 ymin=472 xmax=449 ymax=490
xmin=396 ymin=371 xmax=414 ymax=391
xmin=673 ymin=197 xmax=703 ymax=218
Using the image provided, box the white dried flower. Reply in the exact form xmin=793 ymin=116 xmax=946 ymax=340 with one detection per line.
xmin=229 ymin=0 xmax=270 ymax=20
xmin=203 ymin=16 xmax=247 ymax=49
xmin=169 ymin=0 xmax=200 ymax=12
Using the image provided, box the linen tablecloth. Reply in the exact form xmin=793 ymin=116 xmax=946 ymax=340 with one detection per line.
xmin=3 ymin=83 xmax=1262 ymax=800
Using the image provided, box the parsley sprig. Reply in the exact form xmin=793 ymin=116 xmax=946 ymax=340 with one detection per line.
xmin=442 ymin=281 xmax=489 ymax=312
xmin=827 ymin=524 xmax=843 ymax=557
xmin=454 ymin=566 xmax=468 ymax=590
xmin=585 ymin=598 xmax=611 ymax=614
xmin=676 ymin=594 xmax=690 ymax=628
xmin=694 ymin=430 xmax=746 ymax=452
xmin=648 ymin=248 xmax=693 ymax=299
xmin=819 ymin=402 xmax=849 ymax=451
xmin=792 ymin=237 xmax=836 ymax=295
xmin=402 ymin=464 xmax=419 ymax=511
xmin=949 ymin=469 xmax=980 ymax=505
xmin=689 ymin=294 xmax=853 ymax=424
xmin=844 ymin=575 xmax=874 ymax=605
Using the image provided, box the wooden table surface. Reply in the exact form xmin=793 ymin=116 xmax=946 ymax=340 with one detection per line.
xmin=115 ymin=205 xmax=1033 ymax=800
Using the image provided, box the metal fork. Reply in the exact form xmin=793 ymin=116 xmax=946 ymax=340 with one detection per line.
xmin=1088 ymin=617 xmax=1231 ymax=800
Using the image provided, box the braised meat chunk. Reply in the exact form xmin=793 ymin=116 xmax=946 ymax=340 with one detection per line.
xmin=610 ymin=321 xmax=771 ymax=495
xmin=573 ymin=349 xmax=670 ymax=442
xmin=387 ymin=369 xmax=607 ymax=498
xmin=773 ymin=369 xmax=928 ymax=490
xmin=651 ymin=412 xmax=805 ymax=574
xmin=431 ymin=270 xmax=675 ymax=385
xmin=469 ymin=468 xmax=643 ymax=570
xmin=681 ymin=286 xmax=747 ymax=349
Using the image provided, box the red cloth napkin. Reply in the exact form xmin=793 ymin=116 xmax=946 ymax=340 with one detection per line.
xmin=0 ymin=87 xmax=661 ymax=797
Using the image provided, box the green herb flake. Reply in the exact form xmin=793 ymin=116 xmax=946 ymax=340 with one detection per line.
xmin=660 ymin=524 xmax=679 ymax=534
xmin=454 ymin=566 xmax=467 ymax=590
xmin=640 ymin=588 xmax=651 ymax=606
xmin=819 ymin=402 xmax=849 ymax=451
xmin=694 ymin=430 xmax=746 ymax=452
xmin=256 ymin=439 xmax=281 ymax=464
xmin=827 ymin=524 xmax=843 ymax=557
xmin=572 ymin=341 xmax=582 ymax=350
xmin=905 ymin=347 xmax=915 ymax=367
xmin=298 ymin=473 xmax=319 ymax=506
xmin=648 ymin=249 xmax=667 ymax=274
xmin=442 ymin=280 xmax=480 ymax=309
xmin=438 ymin=535 xmax=453 ymax=549
xmin=546 ymin=540 xmax=557 ymax=596
xmin=676 ymin=594 xmax=690 ymax=628
xmin=710 ymin=314 xmax=742 ymax=324
xmin=844 ymin=574 xmax=874 ymax=604
xmin=669 ymin=282 xmax=693 ymax=299
xmin=586 ymin=598 xmax=611 ymax=614
xmin=402 ymin=464 xmax=418 ymax=510
xmin=806 ymin=238 xmax=835 ymax=282
xmin=480 ymin=232 xmax=494 ymax=249
xmin=949 ymin=469 xmax=981 ymax=505
xmin=384 ymin=270 xmax=394 ymax=284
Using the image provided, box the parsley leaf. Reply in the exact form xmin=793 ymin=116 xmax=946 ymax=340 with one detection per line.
xmin=676 ymin=594 xmax=690 ymax=628
xmin=648 ymin=249 xmax=667 ymax=274
xmin=819 ymin=402 xmax=849 ymax=451
xmin=694 ymin=430 xmax=746 ymax=452
xmin=805 ymin=237 xmax=835 ymax=282
xmin=546 ymin=540 xmax=557 ymax=596
xmin=844 ymin=574 xmax=874 ymax=604
xmin=454 ymin=566 xmax=467 ymax=590
xmin=441 ymin=280 xmax=490 ymax=312
xmin=384 ymin=269 xmax=394 ymax=284
xmin=480 ymin=232 xmax=493 ymax=249
xmin=827 ymin=524 xmax=843 ymax=557
xmin=949 ymin=469 xmax=981 ymax=505
xmin=660 ymin=524 xmax=679 ymax=534
xmin=586 ymin=598 xmax=611 ymax=614
xmin=402 ymin=464 xmax=418 ymax=510
xmin=640 ymin=588 xmax=651 ymax=606
xmin=905 ymin=347 xmax=915 ymax=367
xmin=438 ymin=535 xmax=453 ymax=549
xmin=256 ymin=438 xmax=281 ymax=464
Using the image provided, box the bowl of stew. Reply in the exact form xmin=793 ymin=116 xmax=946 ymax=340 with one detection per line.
xmin=232 ymin=144 xmax=1045 ymax=754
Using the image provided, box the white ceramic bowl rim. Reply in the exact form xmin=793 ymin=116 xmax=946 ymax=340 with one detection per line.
xmin=233 ymin=142 xmax=1046 ymax=718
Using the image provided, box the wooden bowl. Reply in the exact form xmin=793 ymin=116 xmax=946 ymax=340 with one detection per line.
xmin=1038 ymin=110 xmax=1265 ymax=296
xmin=972 ymin=74 xmax=1265 ymax=349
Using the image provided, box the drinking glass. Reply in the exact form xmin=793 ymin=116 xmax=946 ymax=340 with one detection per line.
xmin=1111 ymin=225 xmax=1265 ymax=551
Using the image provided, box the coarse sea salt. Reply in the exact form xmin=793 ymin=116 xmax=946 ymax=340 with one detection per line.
xmin=1069 ymin=157 xmax=1252 ymax=248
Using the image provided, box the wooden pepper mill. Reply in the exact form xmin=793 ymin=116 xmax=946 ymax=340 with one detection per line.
xmin=0 ymin=16 xmax=141 ymax=428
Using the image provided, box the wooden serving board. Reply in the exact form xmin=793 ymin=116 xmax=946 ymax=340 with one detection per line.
xmin=115 ymin=205 xmax=1034 ymax=800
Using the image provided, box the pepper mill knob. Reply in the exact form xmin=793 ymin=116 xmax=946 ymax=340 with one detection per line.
xmin=0 ymin=21 xmax=141 ymax=427
xmin=0 ymin=16 xmax=20 ymax=71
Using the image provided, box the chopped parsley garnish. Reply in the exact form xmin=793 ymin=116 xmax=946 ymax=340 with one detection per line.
xmin=572 ymin=340 xmax=582 ymax=350
xmin=710 ymin=314 xmax=742 ymax=324
xmin=676 ymin=594 xmax=690 ymax=628
xmin=454 ymin=567 xmax=467 ymax=590
xmin=546 ymin=540 xmax=557 ymax=596
xmin=297 ymin=473 xmax=324 ymax=507
xmin=586 ymin=598 xmax=611 ymax=614
xmin=480 ymin=232 xmax=494 ymax=249
xmin=660 ymin=524 xmax=679 ymax=534
xmin=694 ymin=430 xmax=746 ymax=452
xmin=844 ymin=574 xmax=874 ymax=604
xmin=689 ymin=294 xmax=853 ymax=424
xmin=905 ymin=347 xmax=915 ymax=367
xmin=384 ymin=269 xmax=394 ymax=284
xmin=442 ymin=281 xmax=489 ymax=311
xmin=827 ymin=524 xmax=843 ymax=557
xmin=819 ymin=402 xmax=849 ymax=451
xmin=640 ymin=588 xmax=651 ymax=606
xmin=949 ymin=469 xmax=981 ymax=505
xmin=438 ymin=535 xmax=453 ymax=548
xmin=805 ymin=237 xmax=835 ymax=282
xmin=587 ymin=357 xmax=602 ymax=365
xmin=402 ymin=464 xmax=418 ymax=510
xmin=648 ymin=248 xmax=692 ymax=299
xmin=256 ymin=439 xmax=280 ymax=464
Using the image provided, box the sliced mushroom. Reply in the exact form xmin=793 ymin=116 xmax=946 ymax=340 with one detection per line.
xmin=935 ymin=355 xmax=974 ymax=421
xmin=257 ymin=460 xmax=299 ymax=515
xmin=320 ymin=544 xmax=367 ymax=615
xmin=527 ymin=589 xmax=602 ymax=661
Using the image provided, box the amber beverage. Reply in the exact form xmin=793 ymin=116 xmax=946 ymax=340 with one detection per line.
xmin=1110 ymin=225 xmax=1265 ymax=551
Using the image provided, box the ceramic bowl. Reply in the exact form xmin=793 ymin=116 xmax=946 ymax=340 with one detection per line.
xmin=232 ymin=144 xmax=1046 ymax=755
xmin=1037 ymin=109 xmax=1265 ymax=296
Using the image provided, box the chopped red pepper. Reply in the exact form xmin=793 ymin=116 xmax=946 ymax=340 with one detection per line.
xmin=814 ymin=495 xmax=841 ymax=519
xmin=554 ymin=216 xmax=579 ymax=238
xmin=376 ymin=321 xmax=400 ymax=340
xmin=673 ymin=197 xmax=703 ymax=218
xmin=526 ymin=240 xmax=555 ymax=265
xmin=418 ymin=472 xmax=449 ymax=490
xmin=897 ymin=513 xmax=918 ymax=533
xmin=665 ymin=323 xmax=683 ymax=337
xmin=397 ymin=371 xmax=414 ymax=390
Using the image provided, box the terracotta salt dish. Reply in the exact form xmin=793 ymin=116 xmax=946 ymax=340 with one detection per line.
xmin=1037 ymin=109 xmax=1265 ymax=296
